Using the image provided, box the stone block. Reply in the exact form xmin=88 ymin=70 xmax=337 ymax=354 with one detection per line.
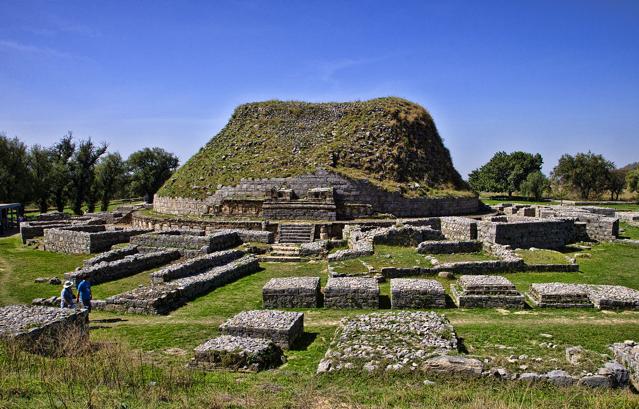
xmin=324 ymin=277 xmax=379 ymax=309
xmin=191 ymin=335 xmax=283 ymax=371
xmin=219 ymin=310 xmax=304 ymax=349
xmin=390 ymin=279 xmax=445 ymax=309
xmin=262 ymin=277 xmax=321 ymax=308
xmin=451 ymin=275 xmax=524 ymax=309
xmin=527 ymin=283 xmax=593 ymax=308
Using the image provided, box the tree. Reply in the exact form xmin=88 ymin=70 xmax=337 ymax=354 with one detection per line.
xmin=96 ymin=153 xmax=126 ymax=211
xmin=519 ymin=171 xmax=550 ymax=201
xmin=50 ymin=133 xmax=76 ymax=212
xmin=551 ymin=152 xmax=614 ymax=200
xmin=69 ymin=138 xmax=108 ymax=215
xmin=127 ymin=148 xmax=179 ymax=203
xmin=0 ymin=133 xmax=31 ymax=205
xmin=627 ymin=166 xmax=639 ymax=197
xmin=607 ymin=170 xmax=626 ymax=201
xmin=468 ymin=151 xmax=543 ymax=196
xmin=27 ymin=145 xmax=54 ymax=213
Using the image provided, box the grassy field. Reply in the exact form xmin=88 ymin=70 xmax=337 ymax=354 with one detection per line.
xmin=1 ymin=235 xmax=639 ymax=408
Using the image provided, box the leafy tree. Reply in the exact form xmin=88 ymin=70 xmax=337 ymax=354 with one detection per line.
xmin=0 ymin=133 xmax=31 ymax=205
xmin=607 ymin=169 xmax=626 ymax=201
xmin=27 ymin=145 xmax=54 ymax=213
xmin=50 ymin=133 xmax=76 ymax=212
xmin=519 ymin=171 xmax=550 ymax=201
xmin=468 ymin=151 xmax=543 ymax=196
xmin=551 ymin=152 xmax=614 ymax=200
xmin=69 ymin=139 xmax=107 ymax=215
xmin=96 ymin=153 xmax=126 ymax=211
xmin=127 ymin=148 xmax=179 ymax=203
xmin=627 ymin=166 xmax=639 ymax=197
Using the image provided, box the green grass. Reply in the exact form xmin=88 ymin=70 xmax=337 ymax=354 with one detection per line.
xmin=620 ymin=222 xmax=639 ymax=240
xmin=329 ymin=244 xmax=432 ymax=274
xmin=515 ymin=249 xmax=571 ymax=265
xmin=1 ymin=234 xmax=639 ymax=408
xmin=434 ymin=252 xmax=498 ymax=263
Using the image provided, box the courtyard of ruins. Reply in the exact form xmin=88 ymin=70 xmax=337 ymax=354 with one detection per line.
xmin=1 ymin=199 xmax=639 ymax=407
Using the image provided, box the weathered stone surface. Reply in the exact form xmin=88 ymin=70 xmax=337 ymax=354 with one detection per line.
xmin=577 ymin=374 xmax=613 ymax=388
xmin=318 ymin=311 xmax=458 ymax=373
xmin=417 ymin=240 xmax=482 ymax=254
xmin=478 ymin=217 xmax=575 ymax=249
xmin=150 ymin=249 xmax=244 ymax=283
xmin=584 ymin=285 xmax=639 ymax=310
xmin=611 ymin=341 xmax=639 ymax=390
xmin=83 ymin=245 xmax=139 ymax=267
xmin=527 ymin=283 xmax=593 ymax=308
xmin=422 ymin=355 xmax=483 ymax=377
xmin=452 ymin=275 xmax=524 ymax=309
xmin=44 ymin=226 xmax=151 ymax=254
xmin=324 ymin=277 xmax=380 ymax=309
xmin=191 ymin=335 xmax=283 ymax=371
xmin=262 ymin=277 xmax=321 ymax=308
xmin=102 ymin=255 xmax=259 ymax=314
xmin=390 ymin=279 xmax=445 ymax=309
xmin=0 ymin=305 xmax=89 ymax=355
xmin=440 ymin=217 xmax=478 ymax=241
xmin=65 ymin=249 xmax=181 ymax=285
xmin=545 ymin=369 xmax=577 ymax=386
xmin=219 ymin=310 xmax=304 ymax=349
xmin=131 ymin=230 xmax=242 ymax=256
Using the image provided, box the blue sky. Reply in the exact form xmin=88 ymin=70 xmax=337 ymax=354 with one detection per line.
xmin=1 ymin=0 xmax=638 ymax=177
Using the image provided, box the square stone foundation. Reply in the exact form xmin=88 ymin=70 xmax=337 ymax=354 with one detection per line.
xmin=219 ymin=310 xmax=304 ymax=349
xmin=0 ymin=305 xmax=89 ymax=356
xmin=585 ymin=285 xmax=639 ymax=310
xmin=527 ymin=283 xmax=593 ymax=308
xmin=262 ymin=277 xmax=321 ymax=308
xmin=451 ymin=275 xmax=524 ymax=309
xmin=390 ymin=279 xmax=446 ymax=309
xmin=323 ymin=277 xmax=380 ymax=309
xmin=191 ymin=335 xmax=283 ymax=371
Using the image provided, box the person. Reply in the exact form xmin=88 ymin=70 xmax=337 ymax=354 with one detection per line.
xmin=60 ymin=281 xmax=76 ymax=309
xmin=76 ymin=279 xmax=92 ymax=312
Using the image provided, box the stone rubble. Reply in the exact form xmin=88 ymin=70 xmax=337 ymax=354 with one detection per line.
xmin=323 ymin=277 xmax=380 ymax=309
xmin=317 ymin=311 xmax=458 ymax=373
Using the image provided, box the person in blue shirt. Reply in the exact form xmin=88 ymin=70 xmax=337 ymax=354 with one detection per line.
xmin=60 ymin=281 xmax=76 ymax=309
xmin=76 ymin=279 xmax=92 ymax=313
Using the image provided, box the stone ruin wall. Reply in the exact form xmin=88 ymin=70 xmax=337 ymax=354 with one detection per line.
xmin=478 ymin=217 xmax=575 ymax=249
xmin=44 ymin=227 xmax=151 ymax=254
xmin=154 ymin=170 xmax=479 ymax=219
xmin=440 ymin=217 xmax=478 ymax=240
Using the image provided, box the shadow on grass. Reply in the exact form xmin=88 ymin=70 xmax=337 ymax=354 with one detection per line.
xmin=379 ymin=294 xmax=391 ymax=309
xmin=291 ymin=332 xmax=318 ymax=351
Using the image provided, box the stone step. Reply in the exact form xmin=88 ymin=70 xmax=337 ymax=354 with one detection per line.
xmin=259 ymin=255 xmax=308 ymax=263
xmin=271 ymin=250 xmax=301 ymax=256
xmin=271 ymin=244 xmax=300 ymax=251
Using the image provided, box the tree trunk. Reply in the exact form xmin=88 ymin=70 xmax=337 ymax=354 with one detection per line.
xmin=38 ymin=200 xmax=48 ymax=214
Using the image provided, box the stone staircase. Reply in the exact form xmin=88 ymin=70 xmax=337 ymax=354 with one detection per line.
xmin=259 ymin=243 xmax=306 ymax=263
xmin=278 ymin=224 xmax=315 ymax=244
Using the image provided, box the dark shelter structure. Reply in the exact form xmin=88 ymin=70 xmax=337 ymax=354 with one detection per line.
xmin=0 ymin=203 xmax=22 ymax=235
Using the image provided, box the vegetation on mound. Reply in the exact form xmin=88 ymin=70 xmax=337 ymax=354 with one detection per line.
xmin=158 ymin=97 xmax=470 ymax=199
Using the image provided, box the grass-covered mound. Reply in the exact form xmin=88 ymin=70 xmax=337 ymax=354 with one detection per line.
xmin=158 ymin=97 xmax=469 ymax=199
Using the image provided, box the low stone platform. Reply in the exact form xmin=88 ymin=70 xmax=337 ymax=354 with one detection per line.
xmin=191 ymin=335 xmax=283 ymax=371
xmin=219 ymin=310 xmax=304 ymax=349
xmin=102 ymin=255 xmax=259 ymax=314
xmin=262 ymin=277 xmax=321 ymax=308
xmin=527 ymin=283 xmax=593 ymax=308
xmin=451 ymin=275 xmax=525 ymax=309
xmin=317 ymin=311 xmax=459 ymax=373
xmin=390 ymin=279 xmax=445 ymax=309
xmin=323 ymin=277 xmax=380 ymax=309
xmin=150 ymin=249 xmax=244 ymax=283
xmin=417 ymin=240 xmax=482 ymax=254
xmin=65 ymin=249 xmax=181 ymax=284
xmin=83 ymin=245 xmax=139 ymax=267
xmin=585 ymin=285 xmax=639 ymax=310
xmin=0 ymin=305 xmax=89 ymax=355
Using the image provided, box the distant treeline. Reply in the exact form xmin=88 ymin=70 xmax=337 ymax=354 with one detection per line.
xmin=0 ymin=132 xmax=179 ymax=214
xmin=468 ymin=151 xmax=639 ymax=201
